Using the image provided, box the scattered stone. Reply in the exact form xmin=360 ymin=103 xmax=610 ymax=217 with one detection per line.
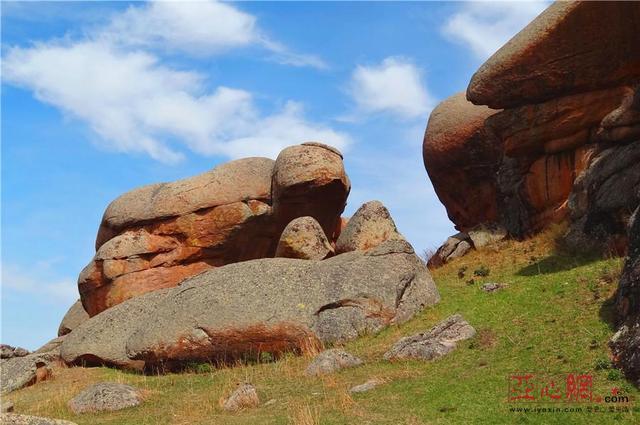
xmin=58 ymin=300 xmax=90 ymax=337
xmin=1 ymin=345 xmax=29 ymax=360
xmin=222 ymin=383 xmax=259 ymax=411
xmin=2 ymin=400 xmax=14 ymax=413
xmin=0 ymin=352 xmax=58 ymax=394
xmin=0 ymin=413 xmax=77 ymax=425
xmin=263 ymin=399 xmax=277 ymax=407
xmin=481 ymin=283 xmax=503 ymax=293
xmin=335 ymin=201 xmax=404 ymax=254
xmin=467 ymin=224 xmax=507 ymax=249
xmin=68 ymin=382 xmax=142 ymax=414
xmin=275 ymin=216 xmax=334 ymax=260
xmin=384 ymin=314 xmax=476 ymax=361
xmin=305 ymin=349 xmax=363 ymax=376
xmin=349 ymin=379 xmax=383 ymax=394
xmin=427 ymin=232 xmax=473 ymax=268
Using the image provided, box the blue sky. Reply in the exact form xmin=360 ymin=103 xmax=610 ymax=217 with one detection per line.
xmin=1 ymin=0 xmax=549 ymax=349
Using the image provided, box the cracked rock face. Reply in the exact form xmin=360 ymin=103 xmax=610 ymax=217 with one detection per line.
xmin=61 ymin=237 xmax=439 ymax=370
xmin=384 ymin=314 xmax=475 ymax=361
xmin=610 ymin=206 xmax=640 ymax=385
xmin=79 ymin=143 xmax=349 ymax=317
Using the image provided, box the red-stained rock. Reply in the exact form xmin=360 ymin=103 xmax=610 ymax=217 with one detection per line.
xmin=423 ymin=92 xmax=501 ymax=231
xmin=424 ymin=2 xmax=640 ymax=252
xmin=80 ymin=144 xmax=350 ymax=316
xmin=467 ymin=1 xmax=640 ymax=109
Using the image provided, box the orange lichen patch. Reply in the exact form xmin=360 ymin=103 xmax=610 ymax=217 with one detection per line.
xmin=139 ymin=322 xmax=322 ymax=370
xmin=103 ymin=261 xmax=216 ymax=312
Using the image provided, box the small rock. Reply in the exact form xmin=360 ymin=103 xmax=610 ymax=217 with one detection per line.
xmin=335 ymin=201 xmax=404 ymax=254
xmin=222 ymin=383 xmax=259 ymax=411
xmin=2 ymin=400 xmax=14 ymax=413
xmin=349 ymin=379 xmax=383 ymax=394
xmin=0 ymin=345 xmax=30 ymax=360
xmin=0 ymin=413 xmax=77 ymax=425
xmin=468 ymin=224 xmax=507 ymax=249
xmin=68 ymin=382 xmax=142 ymax=414
xmin=481 ymin=283 xmax=503 ymax=293
xmin=275 ymin=216 xmax=334 ymax=260
xmin=305 ymin=349 xmax=363 ymax=376
xmin=384 ymin=314 xmax=476 ymax=361
xmin=263 ymin=399 xmax=277 ymax=407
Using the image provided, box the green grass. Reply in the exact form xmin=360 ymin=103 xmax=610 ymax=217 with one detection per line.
xmin=6 ymin=228 xmax=639 ymax=424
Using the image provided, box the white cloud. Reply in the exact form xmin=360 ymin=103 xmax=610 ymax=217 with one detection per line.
xmin=3 ymin=40 xmax=348 ymax=163
xmin=442 ymin=1 xmax=550 ymax=59
xmin=2 ymin=0 xmax=344 ymax=163
xmin=347 ymin=57 xmax=434 ymax=120
xmin=100 ymin=0 xmax=326 ymax=68
xmin=1 ymin=262 xmax=78 ymax=305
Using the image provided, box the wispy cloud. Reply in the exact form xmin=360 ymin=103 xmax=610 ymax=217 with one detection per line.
xmin=345 ymin=56 xmax=434 ymax=121
xmin=2 ymin=262 xmax=78 ymax=305
xmin=2 ymin=1 xmax=342 ymax=163
xmin=442 ymin=1 xmax=550 ymax=60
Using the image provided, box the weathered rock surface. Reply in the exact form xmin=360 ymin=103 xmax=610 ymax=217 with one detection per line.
xmin=57 ymin=301 xmax=89 ymax=337
xmin=68 ymin=382 xmax=142 ymax=414
xmin=0 ymin=352 xmax=58 ymax=394
xmin=275 ymin=216 xmax=333 ymax=260
xmin=384 ymin=314 xmax=476 ymax=361
xmin=335 ymin=201 xmax=403 ymax=254
xmin=1 ymin=345 xmax=29 ymax=360
xmin=34 ymin=337 xmax=65 ymax=356
xmin=423 ymin=2 xmax=640 ymax=251
xmin=222 ymin=383 xmax=259 ymax=411
xmin=467 ymin=2 xmax=640 ymax=109
xmin=0 ymin=414 xmax=77 ymax=425
xmin=610 ymin=206 xmax=640 ymax=386
xmin=467 ymin=224 xmax=507 ymax=249
xmin=481 ymin=283 xmax=503 ymax=293
xmin=61 ymin=290 xmax=169 ymax=370
xmin=80 ymin=143 xmax=349 ymax=316
xmin=566 ymin=143 xmax=640 ymax=254
xmin=305 ymin=349 xmax=363 ymax=376
xmin=349 ymin=379 xmax=383 ymax=394
xmin=62 ymin=238 xmax=439 ymax=370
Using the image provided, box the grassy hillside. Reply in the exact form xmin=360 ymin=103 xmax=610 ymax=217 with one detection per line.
xmin=6 ymin=226 xmax=639 ymax=424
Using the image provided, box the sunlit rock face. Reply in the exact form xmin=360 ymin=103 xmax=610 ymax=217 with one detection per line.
xmin=79 ymin=143 xmax=350 ymax=316
xmin=423 ymin=1 xmax=640 ymax=257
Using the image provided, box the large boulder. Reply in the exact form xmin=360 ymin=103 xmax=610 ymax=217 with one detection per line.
xmin=79 ymin=143 xmax=350 ymax=316
xmin=610 ymin=206 xmax=640 ymax=385
xmin=467 ymin=1 xmax=640 ymax=109
xmin=335 ymin=201 xmax=403 ymax=254
xmin=275 ymin=216 xmax=333 ymax=260
xmin=423 ymin=2 xmax=640 ymax=250
xmin=61 ymin=239 xmax=439 ymax=370
xmin=422 ymin=93 xmax=501 ymax=231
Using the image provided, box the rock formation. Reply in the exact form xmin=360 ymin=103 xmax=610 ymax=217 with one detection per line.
xmin=79 ymin=142 xmax=349 ymax=316
xmin=61 ymin=237 xmax=439 ymax=370
xmin=423 ymin=1 xmax=640 ymax=263
xmin=610 ymin=205 xmax=640 ymax=385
